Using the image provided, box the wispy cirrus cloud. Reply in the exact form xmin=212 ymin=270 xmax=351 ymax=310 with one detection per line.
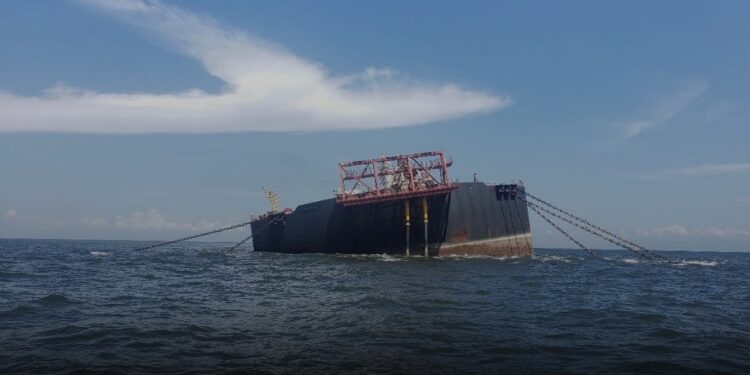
xmin=618 ymin=81 xmax=708 ymax=139
xmin=0 ymin=0 xmax=508 ymax=133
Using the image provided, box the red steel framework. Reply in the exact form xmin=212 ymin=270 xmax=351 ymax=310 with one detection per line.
xmin=336 ymin=150 xmax=457 ymax=206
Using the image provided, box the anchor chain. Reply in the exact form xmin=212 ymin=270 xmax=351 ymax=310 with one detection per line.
xmin=524 ymin=192 xmax=666 ymax=260
xmin=527 ymin=200 xmax=646 ymax=258
xmin=527 ymin=203 xmax=602 ymax=259
xmin=522 ymin=196 xmax=660 ymax=260
xmin=135 ymin=216 xmax=280 ymax=251
xmin=225 ymin=216 xmax=283 ymax=251
xmin=228 ymin=233 xmax=255 ymax=251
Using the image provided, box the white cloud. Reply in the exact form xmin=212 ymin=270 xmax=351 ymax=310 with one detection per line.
xmin=83 ymin=209 xmax=223 ymax=232
xmin=0 ymin=0 xmax=509 ymax=133
xmin=4 ymin=209 xmax=17 ymax=219
xmin=619 ymin=81 xmax=708 ymax=139
xmin=636 ymin=225 xmax=750 ymax=238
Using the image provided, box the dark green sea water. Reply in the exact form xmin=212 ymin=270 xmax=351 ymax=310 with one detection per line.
xmin=1 ymin=239 xmax=748 ymax=374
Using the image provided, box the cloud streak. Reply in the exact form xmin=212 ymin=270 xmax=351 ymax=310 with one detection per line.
xmin=623 ymin=162 xmax=750 ymax=180
xmin=0 ymin=0 xmax=508 ymax=133
xmin=82 ymin=209 xmax=226 ymax=232
xmin=669 ymin=163 xmax=750 ymax=176
xmin=619 ymin=81 xmax=708 ymax=139
xmin=636 ymin=225 xmax=750 ymax=238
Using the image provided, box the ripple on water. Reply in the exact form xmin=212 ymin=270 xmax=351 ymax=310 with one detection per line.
xmin=650 ymin=327 xmax=686 ymax=339
xmin=0 ymin=270 xmax=33 ymax=280
xmin=0 ymin=304 xmax=37 ymax=318
xmin=636 ymin=312 xmax=665 ymax=323
xmin=37 ymin=293 xmax=74 ymax=305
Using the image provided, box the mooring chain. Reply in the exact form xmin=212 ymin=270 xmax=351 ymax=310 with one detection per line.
xmin=135 ymin=216 xmax=280 ymax=251
xmin=524 ymin=192 xmax=667 ymax=260
xmin=528 ymin=200 xmax=648 ymax=258
xmin=525 ymin=199 xmax=658 ymax=260
xmin=526 ymin=192 xmax=634 ymax=246
xmin=527 ymin=203 xmax=602 ymax=259
xmin=227 ymin=234 xmax=255 ymax=251
xmin=527 ymin=200 xmax=645 ymax=257
xmin=135 ymin=221 xmax=254 ymax=251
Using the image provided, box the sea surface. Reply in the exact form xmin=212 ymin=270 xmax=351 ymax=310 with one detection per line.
xmin=1 ymin=239 xmax=748 ymax=374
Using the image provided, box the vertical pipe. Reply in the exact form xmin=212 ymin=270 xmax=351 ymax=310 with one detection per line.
xmin=406 ymin=156 xmax=415 ymax=192
xmin=439 ymin=151 xmax=449 ymax=184
xmin=338 ymin=163 xmax=346 ymax=202
xmin=423 ymin=196 xmax=429 ymax=256
xmin=373 ymin=161 xmax=381 ymax=196
xmin=405 ymin=199 xmax=411 ymax=256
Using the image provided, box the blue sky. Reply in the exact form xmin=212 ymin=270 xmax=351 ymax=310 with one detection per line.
xmin=1 ymin=0 xmax=748 ymax=251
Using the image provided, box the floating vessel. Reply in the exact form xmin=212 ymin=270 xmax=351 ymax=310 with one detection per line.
xmin=250 ymin=151 xmax=532 ymax=256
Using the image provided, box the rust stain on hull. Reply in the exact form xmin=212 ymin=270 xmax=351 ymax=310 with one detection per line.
xmin=447 ymin=225 xmax=470 ymax=244
xmin=436 ymin=233 xmax=533 ymax=257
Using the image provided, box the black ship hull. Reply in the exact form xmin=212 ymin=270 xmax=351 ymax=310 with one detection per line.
xmin=250 ymin=182 xmax=532 ymax=256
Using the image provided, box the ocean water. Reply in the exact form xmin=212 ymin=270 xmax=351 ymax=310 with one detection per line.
xmin=1 ymin=239 xmax=748 ymax=374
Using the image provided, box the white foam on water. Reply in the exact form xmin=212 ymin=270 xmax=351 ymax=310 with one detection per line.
xmin=537 ymin=255 xmax=573 ymax=263
xmin=439 ymin=254 xmax=519 ymax=261
xmin=620 ymin=258 xmax=640 ymax=264
xmin=494 ymin=255 xmax=521 ymax=261
xmin=674 ymin=259 xmax=720 ymax=267
xmin=90 ymin=251 xmax=110 ymax=256
xmin=334 ymin=253 xmax=382 ymax=259
xmin=377 ymin=254 xmax=403 ymax=262
xmin=333 ymin=253 xmax=406 ymax=262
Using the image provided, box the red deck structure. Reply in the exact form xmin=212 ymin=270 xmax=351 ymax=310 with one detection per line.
xmin=335 ymin=151 xmax=457 ymax=206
